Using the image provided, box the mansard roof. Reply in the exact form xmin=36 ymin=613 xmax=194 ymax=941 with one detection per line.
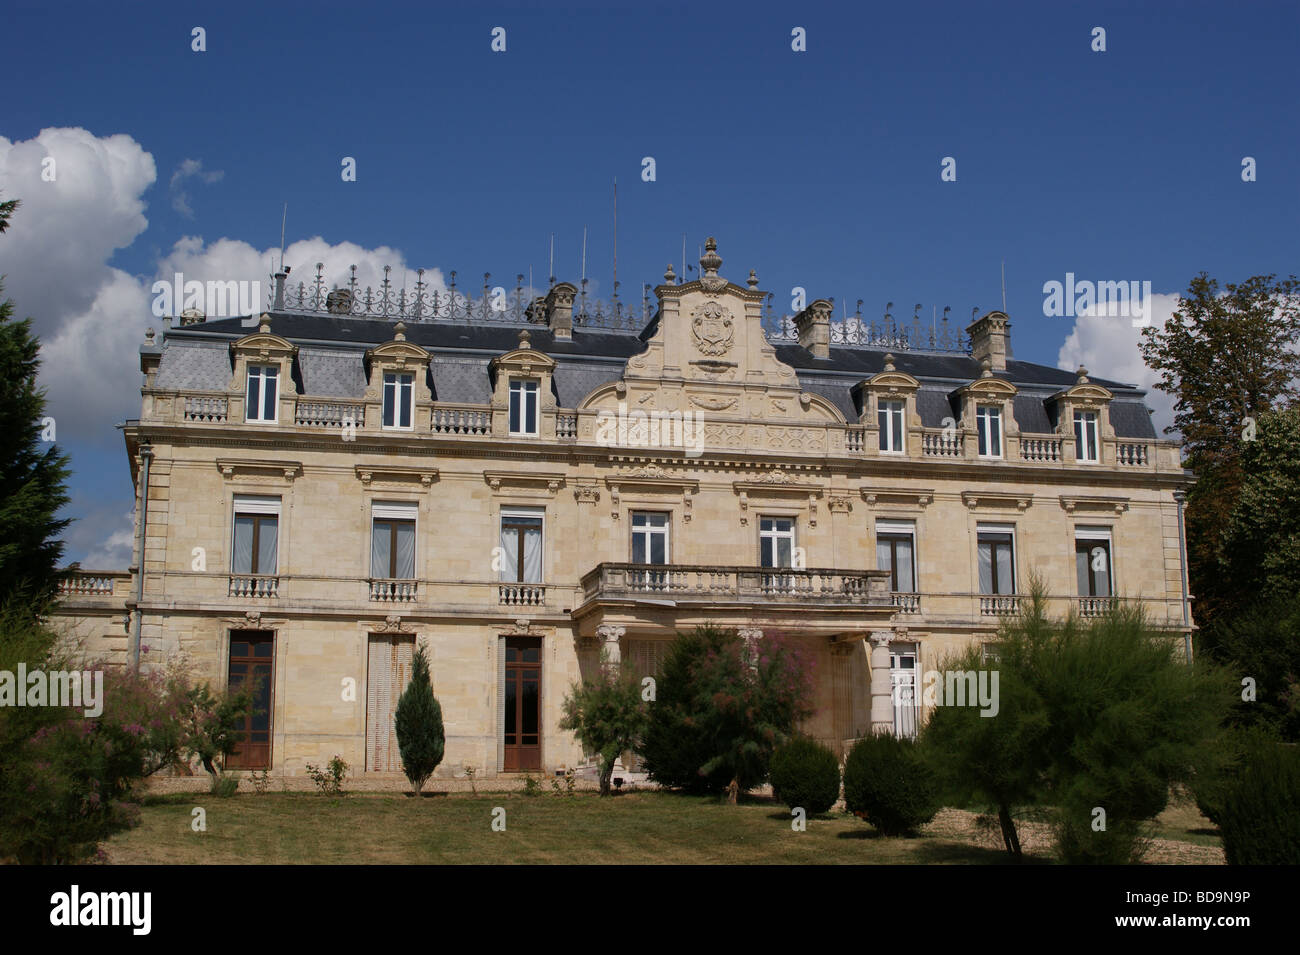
xmin=154 ymin=311 xmax=1158 ymax=440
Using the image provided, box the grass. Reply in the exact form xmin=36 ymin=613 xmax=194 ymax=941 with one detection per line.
xmin=100 ymin=789 xmax=1222 ymax=864
xmin=103 ymin=791 xmax=1028 ymax=865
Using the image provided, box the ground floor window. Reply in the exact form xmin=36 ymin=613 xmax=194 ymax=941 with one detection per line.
xmin=226 ymin=630 xmax=274 ymax=770
xmin=366 ymin=633 xmax=415 ymax=772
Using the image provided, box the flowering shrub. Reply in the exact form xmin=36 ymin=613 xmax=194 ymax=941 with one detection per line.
xmin=0 ymin=606 xmax=251 ymax=863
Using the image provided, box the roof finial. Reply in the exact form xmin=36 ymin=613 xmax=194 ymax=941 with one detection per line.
xmin=980 ymin=357 xmax=993 ymax=378
xmin=664 ymin=263 xmax=676 ymax=285
xmin=747 ymin=269 xmax=759 ymax=289
xmin=394 ymin=321 xmax=407 ymax=341
xmin=883 ymin=352 xmax=896 ymax=372
xmin=518 ymin=328 xmax=532 ymax=350
xmin=258 ymin=314 xmax=271 ymax=334
xmin=1076 ymin=365 xmax=1089 ymax=383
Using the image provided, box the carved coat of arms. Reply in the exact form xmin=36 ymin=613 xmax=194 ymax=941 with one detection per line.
xmin=691 ymin=302 xmax=734 ymax=356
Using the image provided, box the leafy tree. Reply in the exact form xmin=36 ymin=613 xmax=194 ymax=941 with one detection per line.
xmin=394 ymin=642 xmax=444 ymax=794
xmin=926 ymin=592 xmax=1231 ymax=862
xmin=1138 ymin=272 xmax=1300 ymax=628
xmin=559 ymin=655 xmax=648 ymax=796
xmin=1206 ymin=595 xmax=1300 ymax=742
xmin=640 ymin=625 xmax=813 ymax=803
xmin=639 ymin=626 xmax=733 ymax=794
xmin=1218 ymin=408 xmax=1300 ymax=607
xmin=922 ymin=626 xmax=1052 ymax=858
xmin=178 ymin=680 xmax=254 ymax=779
xmin=0 ymin=196 xmax=71 ymax=610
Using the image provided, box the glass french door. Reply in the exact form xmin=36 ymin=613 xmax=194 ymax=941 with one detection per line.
xmin=226 ymin=630 xmax=274 ymax=769
xmin=503 ymin=637 xmax=542 ymax=771
xmin=890 ymin=646 xmax=919 ymax=739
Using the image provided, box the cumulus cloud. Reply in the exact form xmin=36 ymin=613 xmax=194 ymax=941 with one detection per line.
xmin=1 ymin=126 xmax=455 ymax=564
xmin=79 ymin=510 xmax=135 ymax=569
xmin=0 ymin=126 xmax=155 ymax=330
xmin=1056 ymin=292 xmax=1181 ymax=438
xmin=168 ymin=158 xmax=223 ymax=217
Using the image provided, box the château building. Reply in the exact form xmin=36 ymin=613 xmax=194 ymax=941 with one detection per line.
xmin=53 ymin=238 xmax=1191 ymax=780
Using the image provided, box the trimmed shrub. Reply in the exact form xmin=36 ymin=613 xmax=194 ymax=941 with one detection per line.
xmin=1219 ymin=741 xmax=1300 ymax=865
xmin=843 ymin=733 xmax=939 ymax=835
xmin=768 ymin=737 xmax=840 ymax=815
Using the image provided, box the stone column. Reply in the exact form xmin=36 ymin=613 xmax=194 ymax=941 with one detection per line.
xmin=868 ymin=630 xmax=894 ymax=735
xmin=738 ymin=628 xmax=763 ymax=670
xmin=596 ymin=624 xmax=625 ymax=675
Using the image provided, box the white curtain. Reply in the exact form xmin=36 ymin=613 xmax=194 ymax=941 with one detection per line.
xmin=395 ymin=522 xmax=415 ymax=578
xmin=371 ymin=523 xmax=391 ymax=578
xmin=978 ymin=540 xmax=993 ymax=594
xmin=257 ymin=519 xmax=278 ymax=574
xmin=996 ymin=545 xmax=1013 ymax=594
xmin=522 ymin=525 xmax=542 ymax=583
xmin=499 ymin=525 xmax=520 ymax=582
xmin=233 ymin=516 xmax=255 ymax=574
xmin=896 ymin=538 xmax=914 ymax=591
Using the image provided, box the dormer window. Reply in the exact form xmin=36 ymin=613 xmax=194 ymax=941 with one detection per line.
xmin=878 ymin=399 xmax=905 ymax=453
xmin=246 ymin=365 xmax=279 ymax=423
xmin=509 ymin=380 xmax=539 ymax=436
xmin=383 ymin=372 xmax=414 ymax=430
xmin=976 ymin=404 xmax=1002 ymax=458
xmin=1074 ymin=410 xmax=1099 ymax=463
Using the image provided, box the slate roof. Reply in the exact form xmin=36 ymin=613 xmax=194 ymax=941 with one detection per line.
xmin=156 ymin=312 xmax=1158 ymax=440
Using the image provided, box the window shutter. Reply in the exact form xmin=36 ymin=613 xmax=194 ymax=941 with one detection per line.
xmin=389 ymin=637 xmax=414 ymax=773
xmin=366 ymin=637 xmax=385 ymax=772
xmin=496 ymin=636 xmax=506 ymax=774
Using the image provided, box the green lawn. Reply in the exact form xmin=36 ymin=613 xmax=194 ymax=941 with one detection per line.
xmin=101 ymin=790 xmax=1221 ymax=864
xmin=103 ymin=791 xmax=1030 ymax=865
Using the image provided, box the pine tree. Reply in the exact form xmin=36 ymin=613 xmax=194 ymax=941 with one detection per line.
xmin=394 ymin=642 xmax=444 ymax=795
xmin=0 ymin=195 xmax=71 ymax=611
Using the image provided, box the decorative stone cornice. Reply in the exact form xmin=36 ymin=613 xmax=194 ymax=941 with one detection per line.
xmin=1059 ymin=494 xmax=1129 ymax=515
xmin=485 ymin=470 xmax=565 ymax=494
xmin=216 ymin=459 xmax=303 ymax=483
xmin=859 ymin=486 xmax=935 ymax=510
xmin=961 ymin=490 xmax=1032 ymax=511
xmin=355 ymin=465 xmax=439 ymax=487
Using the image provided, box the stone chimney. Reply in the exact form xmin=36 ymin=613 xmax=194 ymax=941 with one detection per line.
xmin=273 ymin=265 xmax=290 ymax=310
xmin=543 ymin=282 xmax=576 ymax=339
xmin=794 ymin=299 xmax=833 ymax=360
xmin=967 ymin=310 xmax=1011 ymax=371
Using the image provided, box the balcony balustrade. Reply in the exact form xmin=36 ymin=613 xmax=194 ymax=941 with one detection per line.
xmin=581 ymin=563 xmax=893 ymax=606
xmin=229 ymin=575 xmax=279 ymax=598
xmin=369 ymin=578 xmax=417 ymax=602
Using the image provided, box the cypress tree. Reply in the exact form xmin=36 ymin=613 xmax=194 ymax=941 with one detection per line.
xmin=0 ymin=195 xmax=71 ymax=611
xmin=394 ymin=642 xmax=445 ymax=794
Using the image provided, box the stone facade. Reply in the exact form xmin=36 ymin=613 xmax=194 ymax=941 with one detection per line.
xmin=53 ymin=238 xmax=1191 ymax=781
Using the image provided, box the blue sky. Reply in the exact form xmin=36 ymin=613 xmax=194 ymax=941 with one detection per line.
xmin=1 ymin=0 xmax=1297 ymax=565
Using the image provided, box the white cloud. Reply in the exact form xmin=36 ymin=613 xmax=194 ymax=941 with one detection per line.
xmin=1056 ymin=292 xmax=1181 ymax=438
xmin=80 ymin=511 xmax=135 ymax=569
xmin=0 ymin=127 xmax=155 ymax=331
xmin=168 ymin=158 xmax=223 ymax=217
xmin=1 ymin=127 xmax=452 ymax=566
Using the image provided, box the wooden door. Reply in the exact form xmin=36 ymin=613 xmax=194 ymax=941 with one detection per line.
xmin=503 ymin=637 xmax=542 ymax=771
xmin=226 ymin=630 xmax=274 ymax=770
